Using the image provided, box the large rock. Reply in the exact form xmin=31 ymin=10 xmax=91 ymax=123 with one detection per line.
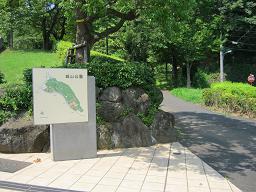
xmin=122 ymin=87 xmax=150 ymax=114
xmin=100 ymin=87 xmax=122 ymax=102
xmin=112 ymin=115 xmax=152 ymax=148
xmin=0 ymin=115 xmax=50 ymax=153
xmin=97 ymin=123 xmax=113 ymax=149
xmin=150 ymin=110 xmax=176 ymax=143
xmin=98 ymin=101 xmax=124 ymax=122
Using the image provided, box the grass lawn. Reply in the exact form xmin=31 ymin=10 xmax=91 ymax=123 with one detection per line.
xmin=171 ymin=88 xmax=203 ymax=104
xmin=0 ymin=49 xmax=62 ymax=83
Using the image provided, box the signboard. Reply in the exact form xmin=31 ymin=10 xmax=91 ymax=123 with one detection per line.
xmin=33 ymin=68 xmax=88 ymax=125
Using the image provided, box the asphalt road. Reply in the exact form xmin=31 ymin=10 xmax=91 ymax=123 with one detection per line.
xmin=161 ymin=91 xmax=256 ymax=192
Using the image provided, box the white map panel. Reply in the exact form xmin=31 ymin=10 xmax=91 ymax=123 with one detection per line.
xmin=33 ymin=68 xmax=88 ymax=125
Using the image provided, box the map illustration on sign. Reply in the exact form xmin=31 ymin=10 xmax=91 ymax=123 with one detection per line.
xmin=44 ymin=78 xmax=84 ymax=112
xmin=33 ymin=68 xmax=88 ymax=125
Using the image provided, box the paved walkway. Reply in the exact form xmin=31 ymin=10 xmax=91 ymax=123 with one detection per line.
xmin=161 ymin=90 xmax=256 ymax=192
xmin=0 ymin=143 xmax=241 ymax=192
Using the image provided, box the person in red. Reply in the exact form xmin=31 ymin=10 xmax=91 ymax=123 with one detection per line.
xmin=248 ymin=73 xmax=255 ymax=86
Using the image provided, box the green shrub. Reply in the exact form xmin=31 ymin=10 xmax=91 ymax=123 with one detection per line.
xmin=13 ymin=34 xmax=42 ymax=50
xmin=211 ymin=82 xmax=256 ymax=98
xmin=193 ymin=70 xmax=209 ymax=88
xmin=0 ymin=83 xmax=32 ymax=125
xmin=22 ymin=56 xmax=155 ymax=90
xmin=193 ymin=70 xmax=227 ymax=88
xmin=0 ymin=84 xmax=32 ymax=112
xmin=0 ymin=111 xmax=13 ymax=125
xmin=91 ymin=61 xmax=154 ymax=89
xmin=65 ymin=60 xmax=155 ymax=90
xmin=137 ymin=105 xmax=158 ymax=126
xmin=0 ymin=71 xmax=6 ymax=84
xmin=203 ymin=82 xmax=256 ymax=117
xmin=23 ymin=68 xmax=33 ymax=85
xmin=56 ymin=41 xmax=73 ymax=63
xmin=207 ymin=72 xmax=224 ymax=84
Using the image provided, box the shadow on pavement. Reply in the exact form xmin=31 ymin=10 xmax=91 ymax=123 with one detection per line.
xmin=174 ymin=111 xmax=256 ymax=192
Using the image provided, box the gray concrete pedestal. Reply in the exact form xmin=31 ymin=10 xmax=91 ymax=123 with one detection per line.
xmin=50 ymin=76 xmax=97 ymax=161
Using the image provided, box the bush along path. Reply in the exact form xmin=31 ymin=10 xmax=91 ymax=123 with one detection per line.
xmin=203 ymin=82 xmax=256 ymax=118
xmin=170 ymin=82 xmax=256 ymax=119
xmin=161 ymin=90 xmax=256 ymax=192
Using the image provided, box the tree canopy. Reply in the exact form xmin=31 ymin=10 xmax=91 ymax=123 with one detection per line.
xmin=0 ymin=0 xmax=255 ymax=86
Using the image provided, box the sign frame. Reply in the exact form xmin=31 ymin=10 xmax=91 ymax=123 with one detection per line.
xmin=32 ymin=68 xmax=88 ymax=125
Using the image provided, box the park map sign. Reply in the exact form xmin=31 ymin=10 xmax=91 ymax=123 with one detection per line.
xmin=33 ymin=68 xmax=88 ymax=125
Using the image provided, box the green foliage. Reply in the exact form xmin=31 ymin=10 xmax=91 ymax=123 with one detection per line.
xmin=91 ymin=51 xmax=124 ymax=62
xmin=193 ymin=70 xmax=210 ymax=88
xmin=21 ymin=53 xmax=155 ymax=93
xmin=66 ymin=60 xmax=155 ymax=90
xmin=56 ymin=40 xmax=125 ymax=63
xmin=137 ymin=105 xmax=158 ymax=127
xmin=0 ymin=110 xmax=12 ymax=125
xmin=88 ymin=61 xmax=154 ymax=89
xmin=120 ymin=107 xmax=134 ymax=118
xmin=193 ymin=70 xmax=228 ymax=88
xmin=0 ymin=83 xmax=32 ymax=111
xmin=23 ymin=68 xmax=33 ymax=85
xmin=13 ymin=32 xmax=42 ymax=50
xmin=56 ymin=41 xmax=73 ymax=63
xmin=203 ymin=82 xmax=256 ymax=117
xmin=171 ymin=88 xmax=203 ymax=104
xmin=154 ymin=63 xmax=173 ymax=89
xmin=0 ymin=71 xmax=6 ymax=84
xmin=0 ymin=83 xmax=32 ymax=125
xmin=207 ymin=72 xmax=223 ymax=84
xmin=146 ymin=86 xmax=164 ymax=107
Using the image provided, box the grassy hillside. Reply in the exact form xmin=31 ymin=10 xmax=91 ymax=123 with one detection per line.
xmin=0 ymin=49 xmax=62 ymax=83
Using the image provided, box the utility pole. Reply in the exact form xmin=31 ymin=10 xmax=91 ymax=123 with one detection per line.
xmin=219 ymin=45 xmax=232 ymax=82
xmin=220 ymin=45 xmax=224 ymax=82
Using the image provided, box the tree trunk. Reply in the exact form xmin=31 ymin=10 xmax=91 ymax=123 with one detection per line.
xmin=165 ymin=63 xmax=168 ymax=81
xmin=172 ymin=55 xmax=178 ymax=87
xmin=106 ymin=36 xmax=109 ymax=55
xmin=75 ymin=8 xmax=92 ymax=64
xmin=7 ymin=30 xmax=13 ymax=48
xmin=42 ymin=18 xmax=51 ymax=50
xmin=186 ymin=63 xmax=191 ymax=88
xmin=43 ymin=34 xmax=51 ymax=50
xmin=76 ymin=45 xmax=90 ymax=63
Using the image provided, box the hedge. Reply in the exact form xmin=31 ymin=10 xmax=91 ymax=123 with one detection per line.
xmin=0 ymin=83 xmax=32 ymax=125
xmin=203 ymin=82 xmax=256 ymax=117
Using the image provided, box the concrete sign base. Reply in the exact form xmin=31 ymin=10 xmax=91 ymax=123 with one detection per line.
xmin=50 ymin=76 xmax=97 ymax=161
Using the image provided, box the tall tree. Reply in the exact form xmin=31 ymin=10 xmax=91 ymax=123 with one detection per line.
xmin=62 ymin=0 xmax=138 ymax=63
xmin=22 ymin=0 xmax=66 ymax=50
xmin=0 ymin=0 xmax=20 ymax=48
xmin=147 ymin=0 xmax=221 ymax=87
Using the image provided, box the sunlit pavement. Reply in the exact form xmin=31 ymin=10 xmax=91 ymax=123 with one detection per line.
xmin=0 ymin=143 xmax=242 ymax=192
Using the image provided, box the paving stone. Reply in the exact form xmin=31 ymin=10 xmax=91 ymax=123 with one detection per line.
xmin=0 ymin=143 xmax=243 ymax=192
